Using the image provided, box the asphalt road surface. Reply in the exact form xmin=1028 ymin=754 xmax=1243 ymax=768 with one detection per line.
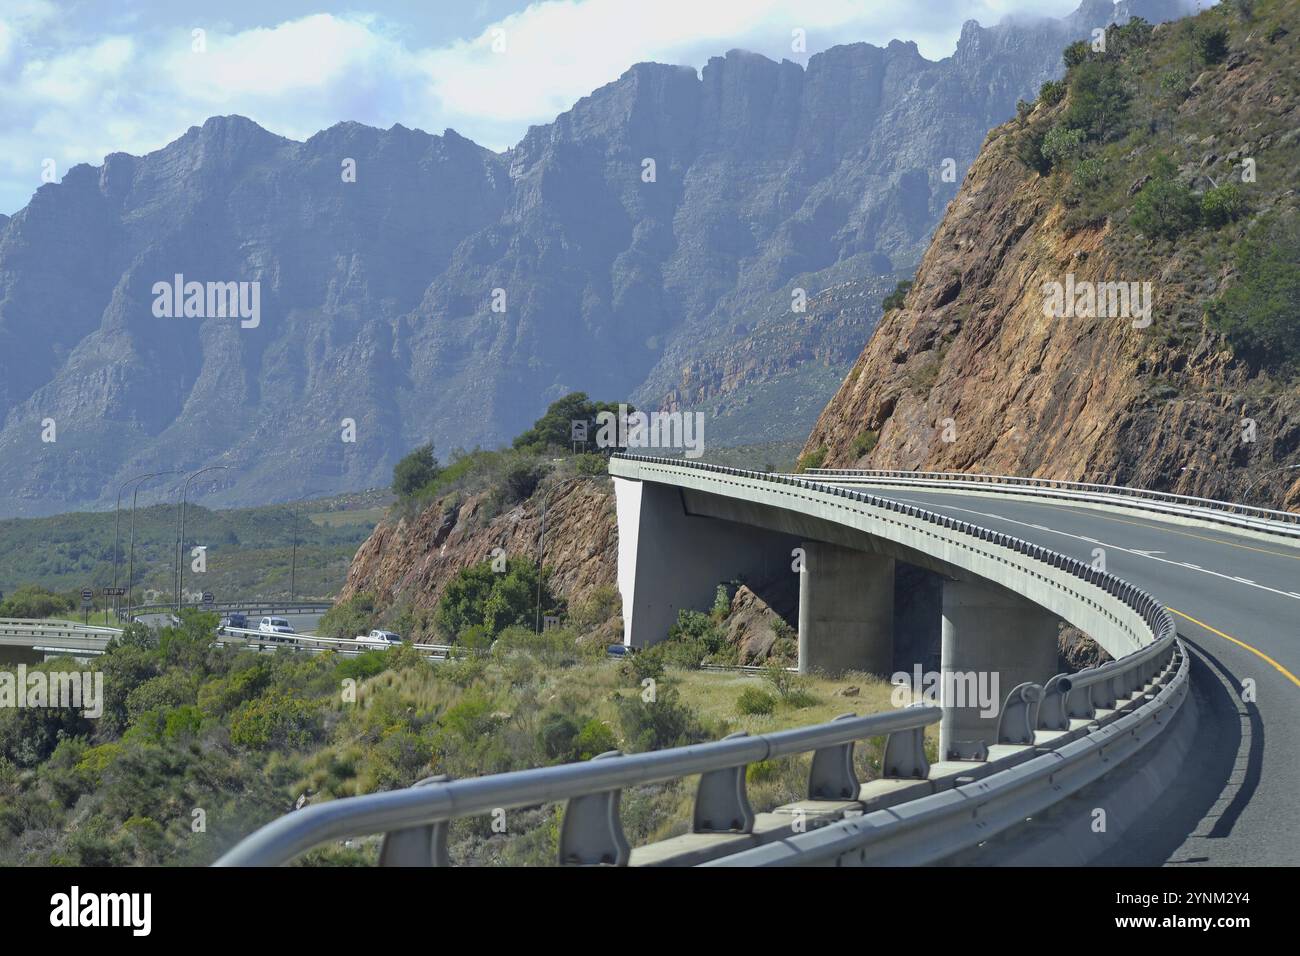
xmin=846 ymin=484 xmax=1300 ymax=867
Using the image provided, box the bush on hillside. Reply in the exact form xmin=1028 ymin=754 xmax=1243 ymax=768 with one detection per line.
xmin=1208 ymin=216 xmax=1300 ymax=375
xmin=392 ymin=443 xmax=440 ymax=497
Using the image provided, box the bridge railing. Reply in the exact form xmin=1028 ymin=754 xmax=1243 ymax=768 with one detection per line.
xmin=216 ymin=706 xmax=942 ymax=867
xmin=217 ymin=454 xmax=1185 ymax=867
xmin=799 ymin=467 xmax=1300 ymax=537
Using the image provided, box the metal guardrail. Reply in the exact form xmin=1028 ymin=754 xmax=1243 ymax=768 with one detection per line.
xmin=708 ymin=643 xmax=1188 ymax=867
xmin=217 ymin=627 xmax=452 ymax=660
xmin=125 ymin=600 xmax=334 ymax=617
xmin=218 ymin=455 xmax=1184 ymax=867
xmin=801 ymin=468 xmax=1300 ymax=538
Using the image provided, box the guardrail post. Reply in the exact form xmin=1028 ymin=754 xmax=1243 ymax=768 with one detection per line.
xmin=378 ymin=775 xmax=451 ymax=867
xmin=996 ymin=682 xmax=1042 ymax=745
xmin=558 ymin=751 xmax=631 ymax=866
xmin=882 ymin=711 xmax=930 ymax=779
xmin=693 ymin=732 xmax=755 ymax=833
xmin=808 ymin=713 xmax=860 ymax=800
xmin=1065 ymin=680 xmax=1095 ymax=719
xmin=1107 ymin=666 xmax=1130 ymax=704
xmin=1037 ymin=675 xmax=1073 ymax=731
xmin=1090 ymin=669 xmax=1117 ymax=711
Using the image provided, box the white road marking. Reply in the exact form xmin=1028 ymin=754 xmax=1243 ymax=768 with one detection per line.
xmin=883 ymin=494 xmax=1300 ymax=605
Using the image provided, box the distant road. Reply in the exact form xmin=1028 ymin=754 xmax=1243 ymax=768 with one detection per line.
xmin=846 ymin=483 xmax=1300 ymax=866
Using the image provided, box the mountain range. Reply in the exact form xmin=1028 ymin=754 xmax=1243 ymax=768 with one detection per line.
xmin=0 ymin=0 xmax=1194 ymax=515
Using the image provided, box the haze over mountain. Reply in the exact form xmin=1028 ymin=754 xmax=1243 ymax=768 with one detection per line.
xmin=0 ymin=0 xmax=1193 ymax=515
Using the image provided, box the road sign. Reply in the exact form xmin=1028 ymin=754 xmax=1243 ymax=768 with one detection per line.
xmin=103 ymin=587 xmax=126 ymax=596
xmin=202 ymin=592 xmax=214 ymax=605
xmin=81 ymin=589 xmax=93 ymax=602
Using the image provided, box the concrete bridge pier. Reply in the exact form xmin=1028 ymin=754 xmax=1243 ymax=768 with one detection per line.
xmin=939 ymin=578 xmax=1060 ymax=757
xmin=615 ymin=478 xmax=796 ymax=648
xmin=797 ymin=541 xmax=894 ymax=676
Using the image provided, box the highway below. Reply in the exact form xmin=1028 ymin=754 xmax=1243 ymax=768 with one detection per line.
xmin=842 ymin=483 xmax=1300 ymax=867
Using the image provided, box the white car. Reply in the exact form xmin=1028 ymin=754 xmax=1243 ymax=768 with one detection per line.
xmin=355 ymin=629 xmax=403 ymax=648
xmin=258 ymin=616 xmax=295 ymax=638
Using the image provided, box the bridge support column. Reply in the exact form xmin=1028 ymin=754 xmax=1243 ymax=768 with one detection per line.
xmin=939 ymin=578 xmax=1059 ymax=757
xmin=797 ymin=542 xmax=893 ymax=676
xmin=615 ymin=477 xmax=795 ymax=649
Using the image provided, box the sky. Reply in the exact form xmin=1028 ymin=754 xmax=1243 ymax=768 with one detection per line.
xmin=0 ymin=0 xmax=1123 ymax=215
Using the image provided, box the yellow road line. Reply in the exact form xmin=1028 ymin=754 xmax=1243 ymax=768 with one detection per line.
xmin=1168 ymin=607 xmax=1300 ymax=689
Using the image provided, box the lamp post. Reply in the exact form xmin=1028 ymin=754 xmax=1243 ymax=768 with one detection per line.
xmin=114 ymin=471 xmax=179 ymax=622
xmin=534 ymin=472 xmax=608 ymax=633
xmin=1243 ymin=464 xmax=1300 ymax=510
xmin=125 ymin=471 xmax=178 ymax=619
xmin=288 ymin=489 xmax=330 ymax=602
xmin=176 ymin=465 xmax=231 ymax=615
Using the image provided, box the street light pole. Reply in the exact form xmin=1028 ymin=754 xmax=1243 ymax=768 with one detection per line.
xmin=177 ymin=465 xmax=230 ymax=615
xmin=288 ymin=489 xmax=331 ymax=603
xmin=1243 ymin=464 xmax=1300 ymax=510
xmin=125 ymin=471 xmax=175 ymax=618
xmin=114 ymin=472 xmax=172 ymax=622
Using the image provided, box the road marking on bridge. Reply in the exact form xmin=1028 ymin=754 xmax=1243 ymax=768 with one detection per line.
xmin=1045 ymin=505 xmax=1300 ymax=563
xmin=1168 ymin=607 xmax=1300 ymax=690
xmin=884 ymin=494 xmax=1300 ymax=604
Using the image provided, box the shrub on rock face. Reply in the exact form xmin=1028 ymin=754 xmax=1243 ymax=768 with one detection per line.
xmin=1200 ymin=184 xmax=1244 ymax=228
xmin=1208 ymin=216 xmax=1300 ymax=375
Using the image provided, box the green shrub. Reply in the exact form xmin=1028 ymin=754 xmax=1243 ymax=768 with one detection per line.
xmin=539 ymin=711 xmax=580 ymax=761
xmin=511 ymin=392 xmax=629 ymax=454
xmin=795 ymin=446 xmax=827 ymax=473
xmin=736 ymin=686 xmax=777 ymax=716
xmin=621 ymin=645 xmax=665 ymax=686
xmin=850 ymin=430 xmax=878 ymax=459
xmin=1200 ymin=184 xmax=1244 ymax=228
xmin=435 ymin=557 xmax=557 ymax=641
xmin=1129 ymin=156 xmax=1199 ymax=239
xmin=615 ymin=687 xmax=708 ymax=753
xmin=881 ymin=279 xmax=913 ymax=312
xmin=1062 ymin=40 xmax=1090 ymax=69
xmin=318 ymin=592 xmax=376 ymax=639
xmin=1038 ymin=79 xmax=1066 ymax=107
xmin=574 ymin=719 xmax=618 ymax=759
xmin=1061 ymin=60 xmax=1131 ymax=142
xmin=1195 ymin=26 xmax=1229 ymax=65
xmin=1207 ymin=216 xmax=1300 ymax=374
xmin=1042 ymin=125 xmax=1087 ymax=168
xmin=1013 ymin=124 xmax=1051 ymax=175
xmin=229 ymin=694 xmax=321 ymax=750
xmin=392 ymin=443 xmax=440 ymax=497
xmin=335 ymin=650 xmax=388 ymax=682
xmin=574 ymin=453 xmax=607 ymax=476
xmin=0 ymin=584 xmax=73 ymax=619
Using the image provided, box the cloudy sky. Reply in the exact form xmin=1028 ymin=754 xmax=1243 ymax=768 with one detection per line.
xmin=0 ymin=0 xmax=1115 ymax=214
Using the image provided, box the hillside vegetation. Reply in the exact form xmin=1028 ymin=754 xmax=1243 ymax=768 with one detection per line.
xmin=0 ymin=609 xmax=907 ymax=865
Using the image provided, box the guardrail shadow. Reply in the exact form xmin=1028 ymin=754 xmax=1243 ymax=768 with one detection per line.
xmin=1091 ymin=636 xmax=1261 ymax=865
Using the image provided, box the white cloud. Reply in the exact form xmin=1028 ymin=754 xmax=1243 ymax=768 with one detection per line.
xmin=0 ymin=0 xmax=1088 ymax=214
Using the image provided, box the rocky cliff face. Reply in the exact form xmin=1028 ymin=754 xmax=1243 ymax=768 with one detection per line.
xmin=338 ymin=479 xmax=617 ymax=639
xmin=0 ymin=1 xmax=1193 ymax=516
xmin=803 ymin=2 xmax=1300 ymax=511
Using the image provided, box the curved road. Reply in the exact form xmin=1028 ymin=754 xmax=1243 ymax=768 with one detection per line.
xmin=838 ymin=483 xmax=1300 ymax=866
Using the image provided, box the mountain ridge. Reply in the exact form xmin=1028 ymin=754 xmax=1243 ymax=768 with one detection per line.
xmin=0 ymin=0 xmax=1195 ymax=516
